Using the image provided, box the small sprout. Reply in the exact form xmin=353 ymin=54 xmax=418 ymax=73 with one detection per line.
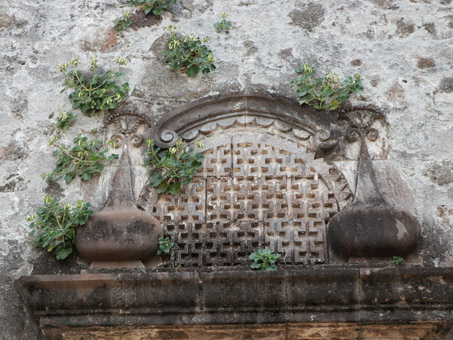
xmin=126 ymin=0 xmax=176 ymax=17
xmin=392 ymin=256 xmax=404 ymax=265
xmin=249 ymin=249 xmax=281 ymax=271
xmin=55 ymin=111 xmax=77 ymax=131
xmin=114 ymin=11 xmax=132 ymax=31
xmin=214 ymin=13 xmax=232 ymax=33
xmin=167 ymin=24 xmax=177 ymax=34
xmin=157 ymin=236 xmax=174 ymax=255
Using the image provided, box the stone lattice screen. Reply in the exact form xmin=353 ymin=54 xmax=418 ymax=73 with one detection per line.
xmin=138 ymin=116 xmax=352 ymax=268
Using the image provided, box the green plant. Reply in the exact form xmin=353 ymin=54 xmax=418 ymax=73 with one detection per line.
xmin=162 ymin=25 xmax=216 ymax=77
xmin=58 ymin=56 xmax=130 ymax=115
xmin=126 ymin=0 xmax=176 ymax=16
xmin=43 ymin=135 xmax=119 ymax=184
xmin=392 ymin=256 xmax=404 ymax=265
xmin=27 ymin=195 xmax=94 ymax=260
xmin=292 ymin=64 xmax=363 ymax=111
xmin=114 ymin=11 xmax=132 ymax=31
xmin=157 ymin=236 xmax=174 ymax=255
xmin=55 ymin=111 xmax=77 ymax=131
xmin=143 ymin=139 xmax=204 ymax=195
xmin=249 ymin=249 xmax=281 ymax=271
xmin=214 ymin=13 xmax=232 ymax=33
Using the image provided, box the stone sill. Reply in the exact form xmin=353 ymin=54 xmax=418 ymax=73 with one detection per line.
xmin=15 ymin=266 xmax=453 ymax=331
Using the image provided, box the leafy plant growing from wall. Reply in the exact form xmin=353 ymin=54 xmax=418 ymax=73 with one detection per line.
xmin=249 ymin=249 xmax=281 ymax=271
xmin=214 ymin=13 xmax=232 ymax=33
xmin=55 ymin=111 xmax=77 ymax=131
xmin=392 ymin=256 xmax=404 ymax=265
xmin=292 ymin=64 xmax=363 ymax=111
xmin=27 ymin=195 xmax=94 ymax=260
xmin=143 ymin=138 xmax=204 ymax=195
xmin=43 ymin=135 xmax=118 ymax=184
xmin=162 ymin=25 xmax=216 ymax=77
xmin=58 ymin=57 xmax=129 ymax=115
xmin=157 ymin=237 xmax=174 ymax=255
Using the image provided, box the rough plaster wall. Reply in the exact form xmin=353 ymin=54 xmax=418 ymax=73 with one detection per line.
xmin=0 ymin=0 xmax=452 ymax=338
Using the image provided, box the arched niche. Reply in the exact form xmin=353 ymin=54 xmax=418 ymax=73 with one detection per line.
xmin=138 ymin=92 xmax=353 ymax=267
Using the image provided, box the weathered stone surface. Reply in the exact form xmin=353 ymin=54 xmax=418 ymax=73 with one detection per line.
xmin=289 ymin=2 xmax=325 ymax=32
xmin=438 ymin=77 xmax=453 ymax=93
xmin=437 ymin=205 xmax=453 ymax=229
xmin=417 ymin=57 xmax=436 ymax=69
xmin=396 ymin=18 xmax=415 ymax=37
xmin=424 ymin=160 xmax=453 ymax=186
xmin=2 ymin=0 xmax=453 ymax=338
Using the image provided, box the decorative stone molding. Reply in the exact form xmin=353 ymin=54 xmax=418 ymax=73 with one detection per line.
xmin=149 ymin=92 xmax=341 ymax=154
xmin=105 ymin=111 xmax=152 ymax=149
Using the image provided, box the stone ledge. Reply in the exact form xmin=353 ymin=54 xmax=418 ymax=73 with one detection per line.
xmin=15 ymin=267 xmax=453 ymax=338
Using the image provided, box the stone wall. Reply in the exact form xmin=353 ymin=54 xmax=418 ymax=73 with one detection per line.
xmin=1 ymin=0 xmax=453 ymax=338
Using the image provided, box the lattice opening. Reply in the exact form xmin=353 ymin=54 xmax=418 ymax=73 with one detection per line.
xmin=140 ymin=130 xmax=351 ymax=268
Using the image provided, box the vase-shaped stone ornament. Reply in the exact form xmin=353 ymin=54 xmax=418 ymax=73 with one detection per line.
xmin=76 ymin=145 xmax=162 ymax=268
xmin=327 ymin=134 xmax=420 ymax=261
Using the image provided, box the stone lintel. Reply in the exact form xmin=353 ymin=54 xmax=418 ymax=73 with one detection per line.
xmin=15 ymin=267 xmax=453 ymax=338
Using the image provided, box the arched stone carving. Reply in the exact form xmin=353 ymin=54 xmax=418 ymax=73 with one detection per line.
xmin=138 ymin=93 xmax=353 ymax=267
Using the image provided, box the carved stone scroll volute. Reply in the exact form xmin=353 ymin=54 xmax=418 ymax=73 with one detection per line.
xmin=327 ymin=109 xmax=421 ymax=261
